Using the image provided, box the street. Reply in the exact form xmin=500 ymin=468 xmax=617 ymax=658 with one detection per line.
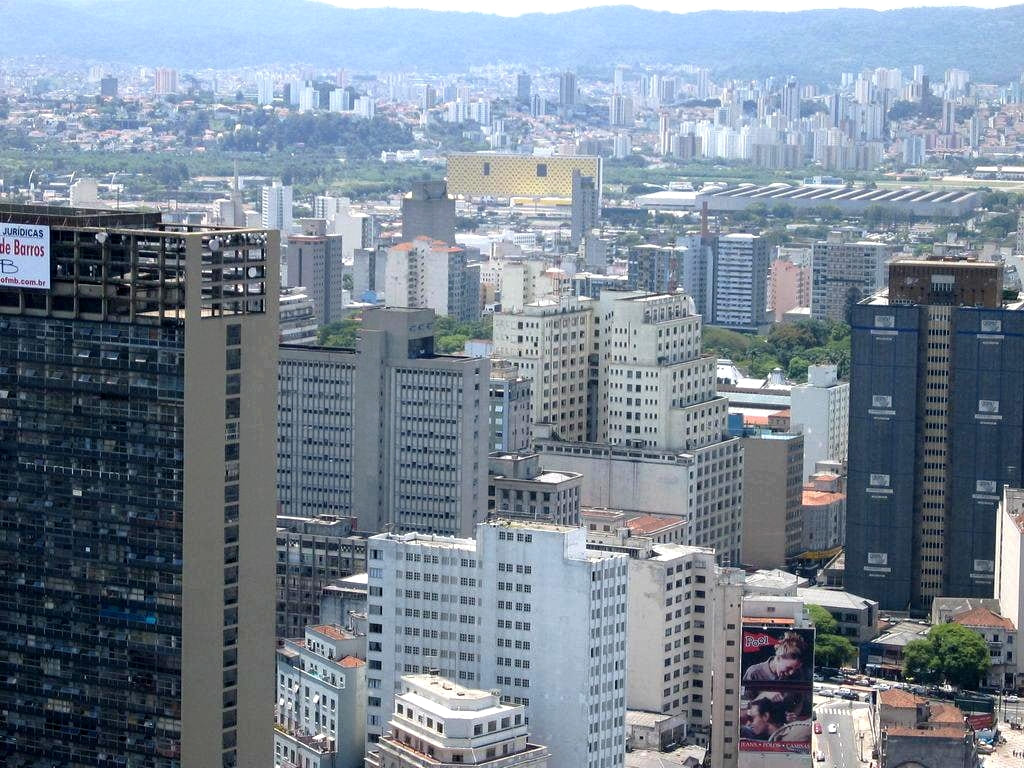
xmin=814 ymin=699 xmax=873 ymax=768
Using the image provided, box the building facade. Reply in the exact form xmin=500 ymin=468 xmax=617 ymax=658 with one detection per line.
xmin=738 ymin=430 xmax=805 ymax=568
xmin=401 ymin=181 xmax=456 ymax=245
xmin=486 ymin=452 xmax=583 ymax=525
xmin=382 ymin=238 xmax=476 ymax=323
xmin=712 ymin=234 xmax=770 ymax=330
xmin=367 ymin=674 xmax=549 ymax=768
xmin=488 ymin=359 xmax=532 ymax=453
xmin=276 ymin=515 xmax=369 ymax=638
xmin=277 ymin=308 xmax=488 ymax=536
xmin=492 ymin=296 xmax=594 ymax=443
xmin=286 ymin=218 xmax=347 ymax=326
xmin=263 ymin=181 xmax=295 ymax=235
xmin=275 ymin=625 xmax=367 ymax=768
xmin=364 ymin=521 xmax=628 ymax=768
xmin=446 ymin=153 xmax=602 ymax=202
xmin=0 ymin=205 xmax=279 ymax=767
xmin=810 ymin=234 xmax=891 ymax=322
xmin=789 ymin=363 xmax=850 ymax=482
xmin=845 ymin=259 xmax=1023 ymax=610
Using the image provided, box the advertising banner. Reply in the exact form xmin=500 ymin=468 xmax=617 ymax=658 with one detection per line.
xmin=0 ymin=223 xmax=51 ymax=289
xmin=739 ymin=626 xmax=815 ymax=755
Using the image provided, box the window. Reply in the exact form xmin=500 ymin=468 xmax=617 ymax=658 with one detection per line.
xmin=536 ymin=163 xmax=547 ymax=177
xmin=483 ymin=162 xmax=491 ymax=176
xmin=226 ymin=324 xmax=242 ymax=346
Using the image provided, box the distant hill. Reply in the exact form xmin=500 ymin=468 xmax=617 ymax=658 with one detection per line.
xmin=9 ymin=1 xmax=1024 ymax=82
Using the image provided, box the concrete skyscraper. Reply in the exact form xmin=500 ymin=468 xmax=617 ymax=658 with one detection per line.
xmin=712 ymin=233 xmax=770 ymax=330
xmin=402 ymin=180 xmax=456 ymax=245
xmin=558 ymin=71 xmax=577 ymax=110
xmin=569 ymin=170 xmax=599 ymax=250
xmin=277 ymin=308 xmax=488 ymax=536
xmin=0 ymin=205 xmax=279 ymax=767
xmin=810 ymin=233 xmax=891 ymax=322
xmin=516 ymin=72 xmax=532 ymax=106
xmin=846 ymin=259 xmax=1024 ymax=610
xmin=285 ymin=218 xmax=346 ymax=326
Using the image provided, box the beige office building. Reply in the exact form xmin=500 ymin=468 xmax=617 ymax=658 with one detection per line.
xmin=446 ymin=152 xmax=602 ymax=202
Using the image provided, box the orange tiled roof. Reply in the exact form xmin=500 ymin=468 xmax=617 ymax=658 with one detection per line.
xmin=951 ymin=606 xmax=1015 ymax=630
xmin=878 ymin=688 xmax=926 ymax=709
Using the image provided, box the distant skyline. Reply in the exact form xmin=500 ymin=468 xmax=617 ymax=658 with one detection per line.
xmin=315 ymin=0 xmax=1019 ymax=14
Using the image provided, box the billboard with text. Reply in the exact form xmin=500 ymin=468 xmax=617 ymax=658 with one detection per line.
xmin=0 ymin=223 xmax=51 ymax=289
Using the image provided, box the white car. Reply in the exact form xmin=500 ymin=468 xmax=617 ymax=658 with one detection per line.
xmin=827 ymin=723 xmax=838 ymax=734
xmin=815 ymin=750 xmax=826 ymax=762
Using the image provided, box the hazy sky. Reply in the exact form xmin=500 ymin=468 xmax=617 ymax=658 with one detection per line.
xmin=315 ymin=0 xmax=1017 ymax=13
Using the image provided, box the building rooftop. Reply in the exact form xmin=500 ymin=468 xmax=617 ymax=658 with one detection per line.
xmin=797 ymin=586 xmax=876 ymax=611
xmin=951 ymin=606 xmax=1015 ymax=631
xmin=309 ymin=625 xmax=357 ymax=641
xmin=879 ymin=688 xmax=926 ymax=709
xmin=884 ymin=726 xmax=968 ymax=739
xmin=802 ymin=489 xmax=846 ymax=506
xmin=626 ymin=514 xmax=686 ymax=535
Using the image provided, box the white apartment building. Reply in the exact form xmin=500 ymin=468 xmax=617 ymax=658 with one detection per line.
xmin=713 ymin=234 xmax=770 ymax=330
xmin=708 ymin=568 xmax=746 ymax=768
xmin=382 ymin=238 xmax=469 ymax=319
xmin=493 ymin=297 xmax=594 ymax=442
xmin=263 ymin=181 xmax=295 ymax=236
xmin=367 ymin=675 xmax=549 ymax=768
xmin=594 ymin=291 xmax=726 ymax=452
xmin=364 ymin=520 xmax=628 ymax=768
xmin=275 ymin=625 xmax=367 ymax=768
xmin=619 ymin=543 xmax=722 ymax=746
xmin=996 ymin=486 xmax=1024 ymax=631
xmin=789 ymin=364 xmax=849 ymax=482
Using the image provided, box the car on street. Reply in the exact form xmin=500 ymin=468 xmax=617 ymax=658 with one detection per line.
xmin=828 ymin=723 xmax=839 ymax=734
xmin=815 ymin=750 xmax=826 ymax=762
xmin=814 ymin=722 xmax=823 ymax=734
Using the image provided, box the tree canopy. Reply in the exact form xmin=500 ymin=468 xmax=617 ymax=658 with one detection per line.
xmin=702 ymin=319 xmax=851 ymax=381
xmin=902 ymin=622 xmax=991 ymax=690
xmin=806 ymin=604 xmax=857 ymax=668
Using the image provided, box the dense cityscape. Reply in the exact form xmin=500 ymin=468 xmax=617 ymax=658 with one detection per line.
xmin=3 ymin=4 xmax=1024 ymax=768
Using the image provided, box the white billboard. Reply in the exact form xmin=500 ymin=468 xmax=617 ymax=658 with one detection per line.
xmin=0 ymin=222 xmax=51 ymax=289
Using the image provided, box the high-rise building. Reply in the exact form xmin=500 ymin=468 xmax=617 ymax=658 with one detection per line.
xmin=486 ymin=452 xmax=583 ymax=525
xmin=401 ymin=180 xmax=456 ymax=245
xmin=488 ymin=358 xmax=533 ymax=453
xmin=677 ymin=232 xmax=716 ymax=321
xmin=1016 ymin=210 xmax=1024 ymax=255
xmin=767 ymin=258 xmax=811 ymax=322
xmin=285 ymin=218 xmax=346 ymax=326
xmin=367 ymin=675 xmax=550 ymax=768
xmin=354 ymin=95 xmax=375 ymax=119
xmin=846 ymin=259 xmax=1021 ymax=610
xmin=382 ymin=237 xmax=476 ymax=322
xmin=810 ymin=233 xmax=891 ymax=322
xmin=712 ymin=233 xmax=770 ymax=330
xmin=277 ymin=308 xmax=488 ymax=536
xmin=781 ymin=76 xmax=800 ymax=126
xmin=569 ymin=170 xmax=599 ymax=250
xmin=492 ymin=296 xmax=594 ymax=442
xmin=256 ymin=73 xmax=275 ymax=105
xmin=275 ymin=514 xmax=368 ymax=638
xmin=262 ymin=181 xmax=294 ymax=236
xmin=737 ymin=428 xmax=805 ymax=567
xmin=154 ymin=66 xmax=178 ymax=94
xmin=628 ymin=244 xmax=681 ymax=294
xmin=516 ymin=73 xmax=532 ymax=106
xmin=558 ymin=71 xmax=577 ymax=109
xmin=364 ymin=520 xmax=628 ymax=768
xmin=608 ymin=93 xmax=633 ymax=127
xmin=790 ymin=363 xmax=850 ymax=482
xmin=100 ymin=75 xmax=118 ymax=98
xmin=274 ymin=625 xmax=366 ymax=768
xmin=279 ymin=286 xmax=320 ymax=344
xmin=0 ymin=205 xmax=279 ymax=767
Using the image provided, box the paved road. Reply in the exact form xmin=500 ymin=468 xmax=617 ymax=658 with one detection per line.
xmin=814 ymin=700 xmax=872 ymax=768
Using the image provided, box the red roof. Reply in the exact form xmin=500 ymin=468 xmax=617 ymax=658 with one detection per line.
xmin=338 ymin=656 xmax=365 ymax=668
xmin=951 ymin=606 xmax=1015 ymax=630
xmin=879 ymin=689 xmax=925 ymax=709
xmin=627 ymin=514 xmax=683 ymax=534
xmin=802 ymin=489 xmax=845 ymax=506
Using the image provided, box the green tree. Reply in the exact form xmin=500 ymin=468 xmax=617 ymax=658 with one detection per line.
xmin=816 ymin=634 xmax=857 ymax=668
xmin=436 ymin=334 xmax=469 ymax=354
xmin=807 ymin=604 xmax=839 ymax=636
xmin=319 ymin=317 xmax=361 ymax=348
xmin=903 ymin=638 xmax=942 ymax=684
xmin=929 ymin=623 xmax=990 ymax=690
xmin=902 ymin=624 xmax=990 ymax=689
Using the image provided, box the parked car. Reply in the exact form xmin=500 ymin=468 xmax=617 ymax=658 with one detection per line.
xmin=815 ymin=750 xmax=826 ymax=762
xmin=814 ymin=722 xmax=823 ymax=734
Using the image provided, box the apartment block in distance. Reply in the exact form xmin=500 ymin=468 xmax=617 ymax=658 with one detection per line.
xmin=382 ymin=237 xmax=476 ymax=322
xmin=810 ymin=232 xmax=891 ymax=322
xmin=846 ymin=258 xmax=1024 ymax=610
xmin=364 ymin=520 xmax=628 ymax=768
xmin=789 ymin=363 xmax=849 ymax=482
xmin=366 ymin=675 xmax=550 ymax=768
xmin=492 ymin=296 xmax=594 ymax=442
xmin=285 ymin=218 xmax=346 ymax=326
xmin=277 ymin=307 xmax=488 ymax=536
xmin=488 ymin=358 xmax=532 ymax=453
xmin=712 ymin=233 xmax=770 ymax=330
xmin=0 ymin=204 xmax=279 ymax=767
